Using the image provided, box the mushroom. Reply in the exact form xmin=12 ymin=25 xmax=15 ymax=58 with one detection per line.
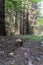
xmin=15 ymin=39 xmax=23 ymax=47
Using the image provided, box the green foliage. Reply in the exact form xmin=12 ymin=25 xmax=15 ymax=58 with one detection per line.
xmin=5 ymin=0 xmax=30 ymax=11
xmin=14 ymin=35 xmax=43 ymax=41
xmin=5 ymin=0 xmax=23 ymax=11
xmin=5 ymin=0 xmax=13 ymax=10
xmin=31 ymin=0 xmax=42 ymax=3
xmin=37 ymin=17 xmax=43 ymax=26
xmin=5 ymin=0 xmax=42 ymax=11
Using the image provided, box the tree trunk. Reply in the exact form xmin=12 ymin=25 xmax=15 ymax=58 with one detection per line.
xmin=23 ymin=11 xmax=26 ymax=34
xmin=15 ymin=11 xmax=18 ymax=29
xmin=0 ymin=0 xmax=6 ymax=35
xmin=15 ymin=11 xmax=21 ymax=34
xmin=26 ymin=11 xmax=29 ymax=34
xmin=20 ymin=11 xmax=23 ymax=34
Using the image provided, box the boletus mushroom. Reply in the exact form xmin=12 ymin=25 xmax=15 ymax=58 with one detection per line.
xmin=15 ymin=39 xmax=23 ymax=47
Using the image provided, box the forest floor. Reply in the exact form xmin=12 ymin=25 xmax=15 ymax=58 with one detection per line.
xmin=0 ymin=36 xmax=43 ymax=65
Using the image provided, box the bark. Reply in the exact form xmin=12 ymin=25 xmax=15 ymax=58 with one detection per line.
xmin=15 ymin=11 xmax=18 ymax=29
xmin=26 ymin=11 xmax=29 ymax=34
xmin=23 ymin=11 xmax=29 ymax=34
xmin=15 ymin=11 xmax=21 ymax=34
xmin=0 ymin=0 xmax=7 ymax=35
xmin=20 ymin=11 xmax=23 ymax=34
xmin=23 ymin=11 xmax=26 ymax=34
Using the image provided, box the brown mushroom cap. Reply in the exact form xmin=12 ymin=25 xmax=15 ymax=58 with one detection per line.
xmin=16 ymin=39 xmax=22 ymax=42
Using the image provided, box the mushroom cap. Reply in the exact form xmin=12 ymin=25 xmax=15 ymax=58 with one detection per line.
xmin=16 ymin=39 xmax=22 ymax=42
